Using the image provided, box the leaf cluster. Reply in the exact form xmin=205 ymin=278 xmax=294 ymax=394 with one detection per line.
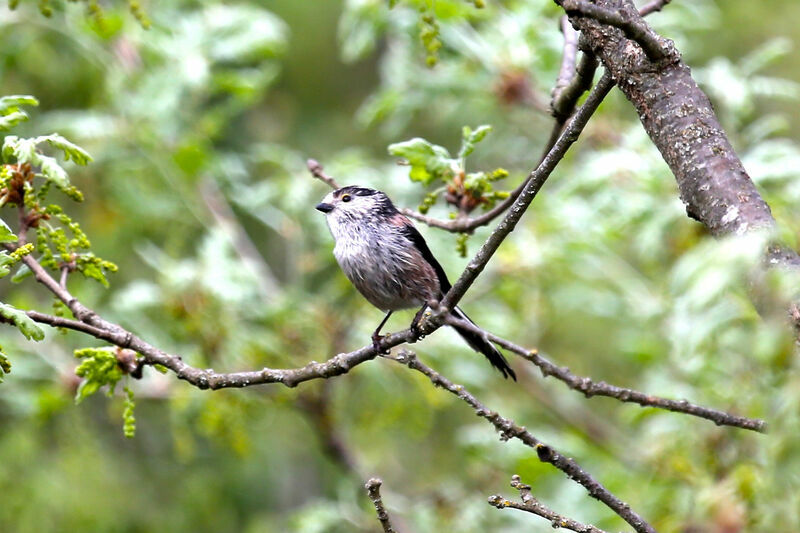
xmin=73 ymin=347 xmax=137 ymax=437
xmin=388 ymin=125 xmax=509 ymax=215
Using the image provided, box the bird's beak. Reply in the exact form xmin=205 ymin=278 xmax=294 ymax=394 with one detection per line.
xmin=315 ymin=202 xmax=334 ymax=213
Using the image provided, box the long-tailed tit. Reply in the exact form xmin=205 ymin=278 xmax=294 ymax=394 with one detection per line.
xmin=316 ymin=185 xmax=516 ymax=380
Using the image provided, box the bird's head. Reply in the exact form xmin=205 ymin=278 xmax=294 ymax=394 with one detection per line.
xmin=316 ymin=186 xmax=397 ymax=227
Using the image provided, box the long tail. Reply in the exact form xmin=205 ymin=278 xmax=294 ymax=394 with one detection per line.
xmin=450 ymin=307 xmax=516 ymax=380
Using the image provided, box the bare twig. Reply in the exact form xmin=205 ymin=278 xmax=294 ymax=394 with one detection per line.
xmin=488 ymin=475 xmax=607 ymax=533
xmin=307 ymin=158 xmax=341 ymax=190
xmin=387 ymin=350 xmax=655 ymax=533
xmin=556 ymin=0 xmax=675 ymax=61
xmin=439 ymin=72 xmax=615 ymax=313
xmin=552 ymin=16 xmax=581 ymax=110
xmin=365 ymin=478 xmax=397 ymax=533
xmin=23 ymin=298 xmax=418 ymax=389
xmin=639 ymin=0 xmax=672 ymax=17
xmin=552 ymin=52 xmax=598 ymax=123
xmin=445 ymin=315 xmax=767 ymax=432
xmin=16 ymin=203 xmax=28 ymax=245
xmin=59 ymin=266 xmax=69 ymax=290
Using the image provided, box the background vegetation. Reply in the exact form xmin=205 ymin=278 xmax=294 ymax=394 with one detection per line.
xmin=1 ymin=0 xmax=799 ymax=531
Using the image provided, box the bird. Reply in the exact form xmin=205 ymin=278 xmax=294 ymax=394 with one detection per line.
xmin=316 ymin=185 xmax=516 ymax=380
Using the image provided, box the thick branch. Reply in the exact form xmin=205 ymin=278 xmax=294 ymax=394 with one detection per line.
xmin=488 ymin=475 xmax=607 ymax=533
xmin=365 ymin=478 xmax=397 ymax=533
xmin=388 ymin=350 xmax=655 ymax=533
xmin=557 ymin=0 xmax=674 ymax=61
xmin=446 ymin=316 xmax=767 ymax=432
xmin=560 ymin=0 xmax=791 ymax=247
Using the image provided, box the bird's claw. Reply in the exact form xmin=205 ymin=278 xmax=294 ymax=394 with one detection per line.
xmin=410 ymin=321 xmax=423 ymax=339
xmin=410 ymin=310 xmax=431 ymax=339
xmin=372 ymin=333 xmax=390 ymax=355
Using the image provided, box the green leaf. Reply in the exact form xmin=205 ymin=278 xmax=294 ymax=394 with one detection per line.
xmin=0 ymin=95 xmax=38 ymax=115
xmin=0 ymin=301 xmax=45 ymax=341
xmin=40 ymin=134 xmax=93 ymax=166
xmin=0 ymin=221 xmax=17 ymax=243
xmin=37 ymin=153 xmax=70 ymax=188
xmin=123 ymin=386 xmax=136 ymax=438
xmin=2 ymin=135 xmax=33 ymax=163
xmin=0 ymin=111 xmax=31 ymax=131
xmin=458 ymin=124 xmax=492 ymax=160
xmin=11 ymin=263 xmax=32 ymax=283
xmin=0 ymin=348 xmax=10 ymax=383
xmin=74 ymin=347 xmax=124 ymax=403
xmin=0 ymin=252 xmax=13 ymax=278
xmin=740 ymin=37 xmax=793 ymax=76
xmin=388 ymin=137 xmax=453 ymax=185
xmin=2 ymin=134 xmax=91 ymax=199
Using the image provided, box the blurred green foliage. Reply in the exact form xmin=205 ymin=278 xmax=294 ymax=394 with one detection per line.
xmin=0 ymin=0 xmax=800 ymax=532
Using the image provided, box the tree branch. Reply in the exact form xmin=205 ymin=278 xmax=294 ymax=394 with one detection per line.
xmin=307 ymin=158 xmax=341 ymax=190
xmin=559 ymin=0 xmax=795 ymax=256
xmin=551 ymin=51 xmax=598 ymax=124
xmin=488 ymin=475 xmax=607 ymax=533
xmin=10 ymin=244 xmax=435 ymax=388
xmin=445 ymin=315 xmax=767 ymax=432
xmin=553 ymin=16 xmax=580 ymax=103
xmin=556 ymin=0 xmax=676 ymax=61
xmin=638 ymin=0 xmax=672 ymax=17
xmin=438 ymin=72 xmax=616 ymax=313
xmin=365 ymin=478 xmax=398 ymax=533
xmin=386 ymin=349 xmax=655 ymax=533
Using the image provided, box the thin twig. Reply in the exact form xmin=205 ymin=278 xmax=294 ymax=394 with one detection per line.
xmin=552 ymin=16 xmax=581 ymax=109
xmin=552 ymin=52 xmax=598 ymax=123
xmin=23 ymin=300 xmax=419 ymax=389
xmin=489 ymin=475 xmax=607 ymax=533
xmin=59 ymin=266 xmax=69 ymax=290
xmin=556 ymin=0 xmax=674 ymax=61
xmin=445 ymin=315 xmax=767 ymax=433
xmin=307 ymin=158 xmax=341 ymax=190
xmin=439 ymin=72 xmax=616 ymax=313
xmin=365 ymin=478 xmax=397 ymax=533
xmin=639 ymin=0 xmax=672 ymax=17
xmin=387 ymin=350 xmax=655 ymax=533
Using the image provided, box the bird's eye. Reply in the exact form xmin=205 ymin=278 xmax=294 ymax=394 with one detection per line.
xmin=341 ymin=194 xmax=352 ymax=203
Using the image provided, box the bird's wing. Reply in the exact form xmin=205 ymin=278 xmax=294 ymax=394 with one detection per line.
xmin=397 ymin=221 xmax=452 ymax=295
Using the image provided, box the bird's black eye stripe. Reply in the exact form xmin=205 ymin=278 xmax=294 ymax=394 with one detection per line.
xmin=342 ymin=194 xmax=352 ymax=202
xmin=337 ymin=186 xmax=377 ymax=198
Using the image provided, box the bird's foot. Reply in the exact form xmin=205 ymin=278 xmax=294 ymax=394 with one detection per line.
xmin=372 ymin=333 xmax=390 ymax=355
xmin=410 ymin=310 xmax=431 ymax=339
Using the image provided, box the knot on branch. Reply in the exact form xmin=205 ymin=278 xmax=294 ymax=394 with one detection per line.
xmin=115 ymin=347 xmax=143 ymax=379
xmin=486 ymin=494 xmax=508 ymax=508
xmin=536 ymin=443 xmax=555 ymax=462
